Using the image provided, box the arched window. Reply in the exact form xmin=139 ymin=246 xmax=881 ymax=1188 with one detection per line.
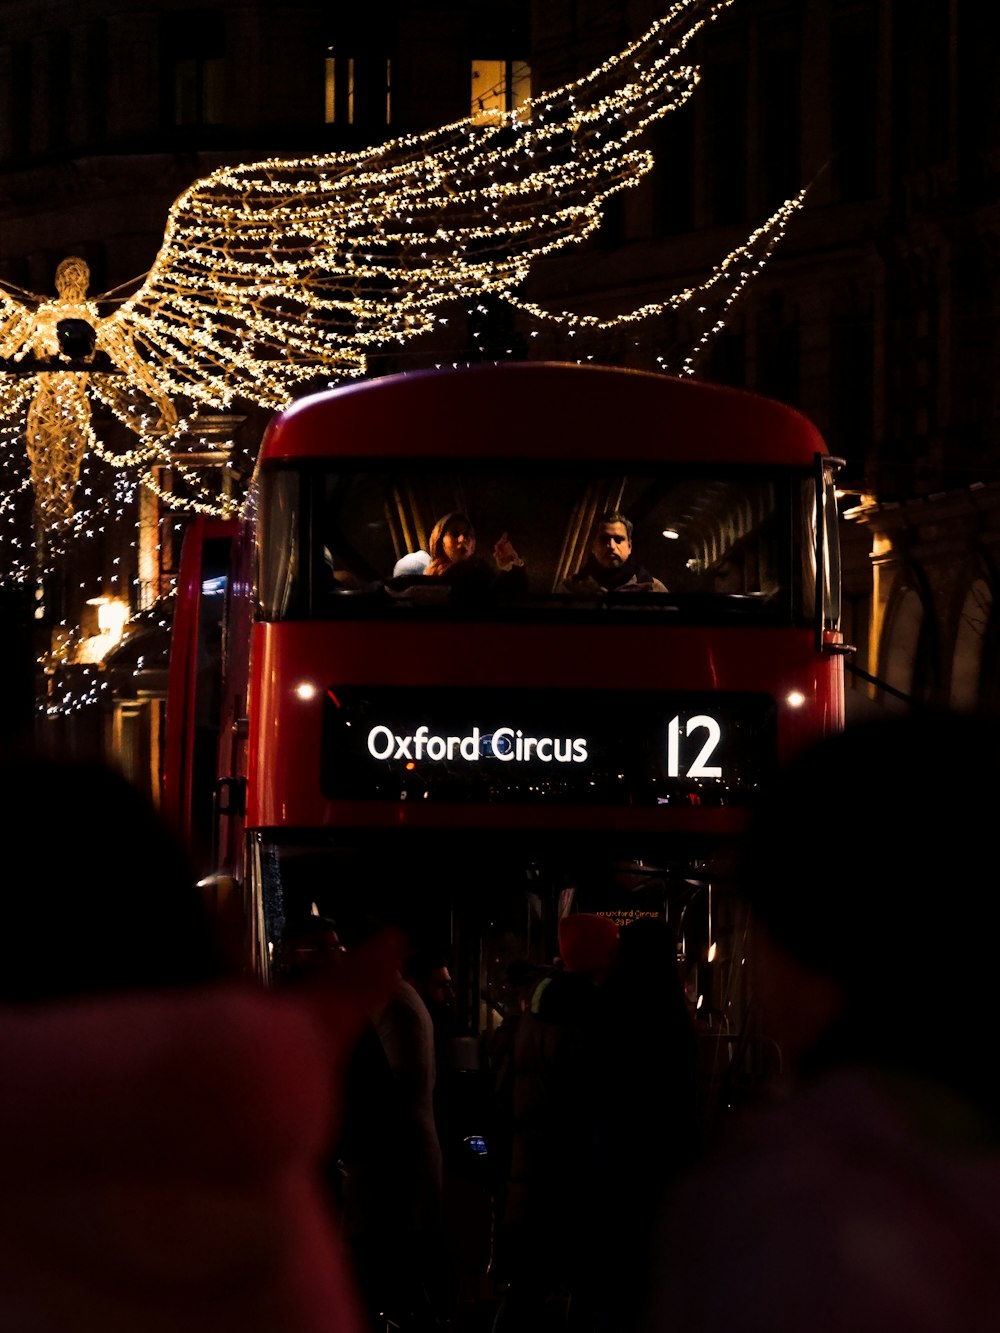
xmin=950 ymin=576 xmax=992 ymax=711
xmin=882 ymin=586 xmax=923 ymax=704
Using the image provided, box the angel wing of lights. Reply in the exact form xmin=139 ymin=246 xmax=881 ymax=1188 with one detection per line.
xmin=0 ymin=0 xmax=805 ymax=533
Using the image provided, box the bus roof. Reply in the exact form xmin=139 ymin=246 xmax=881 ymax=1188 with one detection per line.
xmin=259 ymin=361 xmax=828 ymax=468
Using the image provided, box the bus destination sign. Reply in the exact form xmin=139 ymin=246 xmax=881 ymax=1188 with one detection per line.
xmin=321 ymin=687 xmax=776 ymax=806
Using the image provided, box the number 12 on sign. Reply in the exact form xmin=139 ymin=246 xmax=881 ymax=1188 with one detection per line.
xmin=667 ymin=714 xmax=723 ymax=779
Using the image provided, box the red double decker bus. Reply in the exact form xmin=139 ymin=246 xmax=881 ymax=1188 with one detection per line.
xmin=165 ymin=360 xmax=846 ymax=1086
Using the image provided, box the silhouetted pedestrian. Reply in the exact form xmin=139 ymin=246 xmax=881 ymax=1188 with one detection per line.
xmin=486 ymin=958 xmax=551 ymax=1285
xmin=593 ymin=917 xmax=701 ymax=1333
xmin=276 ymin=914 xmax=406 ymax=1332
xmin=405 ymin=943 xmax=459 ymax=1057
xmin=373 ymin=939 xmax=454 ymax=1331
xmin=492 ymin=912 xmax=619 ymax=1333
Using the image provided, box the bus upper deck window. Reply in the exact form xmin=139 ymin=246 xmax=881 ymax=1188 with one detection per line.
xmin=258 ymin=470 xmax=301 ymax=618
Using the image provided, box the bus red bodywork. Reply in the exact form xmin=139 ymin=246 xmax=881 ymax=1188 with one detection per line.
xmin=166 ymin=361 xmax=846 ymax=1022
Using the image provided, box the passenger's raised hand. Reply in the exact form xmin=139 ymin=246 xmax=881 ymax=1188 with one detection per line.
xmin=493 ymin=532 xmax=523 ymax=570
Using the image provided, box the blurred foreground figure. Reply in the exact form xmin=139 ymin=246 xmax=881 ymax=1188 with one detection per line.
xmin=492 ymin=912 xmax=619 ymax=1333
xmin=593 ymin=918 xmax=700 ymax=1333
xmin=0 ymin=749 xmax=400 ymax=1333
xmin=644 ymin=711 xmax=1000 ymax=1333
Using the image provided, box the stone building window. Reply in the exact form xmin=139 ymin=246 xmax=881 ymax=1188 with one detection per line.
xmin=831 ymin=3 xmax=877 ymax=201
xmin=470 ymin=57 xmax=530 ymax=122
xmin=325 ymin=49 xmax=391 ymax=127
xmin=165 ymin=10 xmax=225 ymax=127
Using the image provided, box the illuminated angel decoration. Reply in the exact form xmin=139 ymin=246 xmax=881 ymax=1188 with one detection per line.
xmin=0 ymin=0 xmax=805 ymax=533
xmin=0 ymin=255 xmax=181 ymax=528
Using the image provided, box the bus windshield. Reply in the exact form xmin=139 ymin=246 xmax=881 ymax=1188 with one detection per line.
xmin=257 ymin=462 xmax=816 ymax=621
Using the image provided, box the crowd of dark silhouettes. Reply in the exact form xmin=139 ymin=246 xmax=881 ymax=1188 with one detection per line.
xmin=643 ymin=708 xmax=1000 ymax=1333
xmin=4 ymin=707 xmax=1000 ymax=1332
xmin=487 ymin=910 xmax=699 ymax=1333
